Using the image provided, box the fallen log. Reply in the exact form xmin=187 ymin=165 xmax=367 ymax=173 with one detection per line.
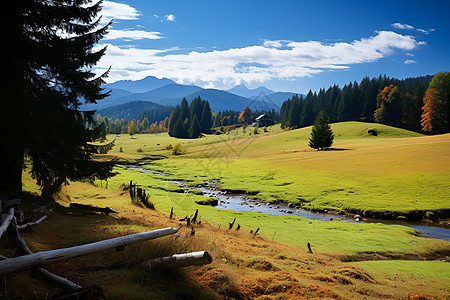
xmin=0 ymin=219 xmax=83 ymax=292
xmin=0 ymin=208 xmax=14 ymax=239
xmin=0 ymin=227 xmax=179 ymax=276
xmin=1 ymin=199 xmax=21 ymax=212
xmin=17 ymin=215 xmax=47 ymax=230
xmin=69 ymin=203 xmax=118 ymax=215
xmin=143 ymin=251 xmax=213 ymax=269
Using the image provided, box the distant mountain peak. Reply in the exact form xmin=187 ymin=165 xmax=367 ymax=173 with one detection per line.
xmin=105 ymin=76 xmax=176 ymax=93
xmin=228 ymin=84 xmax=275 ymax=98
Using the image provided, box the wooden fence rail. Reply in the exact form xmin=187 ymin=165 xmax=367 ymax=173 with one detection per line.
xmin=0 ymin=227 xmax=179 ymax=276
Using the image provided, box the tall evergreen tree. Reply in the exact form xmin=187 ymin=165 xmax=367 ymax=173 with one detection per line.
xmin=200 ymin=100 xmax=212 ymax=133
xmin=309 ymin=111 xmax=334 ymax=150
xmin=0 ymin=0 xmax=114 ymax=199
xmin=168 ymin=105 xmax=181 ymax=136
xmin=188 ymin=114 xmax=202 ymax=138
xmin=190 ymin=96 xmax=203 ymax=121
xmin=180 ymin=98 xmax=190 ymax=122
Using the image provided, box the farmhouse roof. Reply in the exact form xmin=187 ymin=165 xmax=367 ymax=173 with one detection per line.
xmin=255 ymin=114 xmax=269 ymax=121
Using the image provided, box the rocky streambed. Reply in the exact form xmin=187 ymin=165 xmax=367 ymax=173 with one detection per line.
xmin=122 ymin=164 xmax=450 ymax=241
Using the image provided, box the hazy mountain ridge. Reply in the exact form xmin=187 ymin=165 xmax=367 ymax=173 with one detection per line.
xmin=89 ymin=76 xmax=300 ymax=118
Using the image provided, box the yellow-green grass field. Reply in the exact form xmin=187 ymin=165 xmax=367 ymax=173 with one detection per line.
xmin=105 ymin=121 xmax=450 ymax=214
xmin=83 ymin=121 xmax=450 ymax=255
xmin=13 ymin=122 xmax=450 ymax=299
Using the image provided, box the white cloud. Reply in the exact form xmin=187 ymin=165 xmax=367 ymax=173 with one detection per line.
xmin=96 ymin=31 xmax=423 ymax=88
xmin=165 ymin=14 xmax=176 ymax=22
xmin=263 ymin=40 xmax=283 ymax=48
xmin=404 ymin=59 xmax=416 ymax=64
xmin=105 ymin=29 xmax=163 ymax=40
xmin=391 ymin=23 xmax=414 ymax=30
xmin=416 ymin=28 xmax=435 ymax=34
xmin=102 ymin=1 xmax=141 ymax=21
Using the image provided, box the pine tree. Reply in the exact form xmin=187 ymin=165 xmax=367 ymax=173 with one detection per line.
xmin=0 ymin=0 xmax=114 ymax=198
xmin=190 ymin=97 xmax=203 ymax=121
xmin=309 ymin=111 xmax=334 ymax=150
xmin=172 ymin=115 xmax=186 ymax=138
xmin=168 ymin=106 xmax=181 ymax=136
xmin=200 ymin=100 xmax=212 ymax=133
xmin=188 ymin=114 xmax=202 ymax=138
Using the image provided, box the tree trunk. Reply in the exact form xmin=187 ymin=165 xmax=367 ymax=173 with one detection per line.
xmin=0 ymin=144 xmax=23 ymax=197
xmin=0 ymin=227 xmax=179 ymax=276
xmin=143 ymin=251 xmax=213 ymax=269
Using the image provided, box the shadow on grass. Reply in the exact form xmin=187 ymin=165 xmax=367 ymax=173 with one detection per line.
xmin=3 ymin=196 xmax=217 ymax=299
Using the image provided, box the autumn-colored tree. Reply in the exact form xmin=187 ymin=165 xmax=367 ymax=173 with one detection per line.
xmin=421 ymin=72 xmax=450 ymax=134
xmin=374 ymin=85 xmax=402 ymax=126
xmin=421 ymin=88 xmax=443 ymax=133
xmin=128 ymin=120 xmax=136 ymax=138
xmin=238 ymin=106 xmax=253 ymax=124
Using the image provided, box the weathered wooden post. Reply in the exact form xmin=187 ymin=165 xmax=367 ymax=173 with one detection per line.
xmin=191 ymin=209 xmax=199 ymax=224
xmin=228 ymin=218 xmax=236 ymax=229
xmin=307 ymin=242 xmax=313 ymax=254
xmin=142 ymin=251 xmax=213 ymax=269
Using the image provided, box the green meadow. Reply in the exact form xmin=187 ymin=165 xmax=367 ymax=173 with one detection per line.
xmin=93 ymin=121 xmax=450 ymax=256
xmin=107 ymin=121 xmax=450 ymax=214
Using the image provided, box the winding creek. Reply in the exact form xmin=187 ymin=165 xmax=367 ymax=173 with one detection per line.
xmin=122 ymin=164 xmax=450 ymax=242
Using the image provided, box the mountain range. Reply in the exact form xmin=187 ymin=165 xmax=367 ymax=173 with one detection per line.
xmin=84 ymin=76 xmax=302 ymax=118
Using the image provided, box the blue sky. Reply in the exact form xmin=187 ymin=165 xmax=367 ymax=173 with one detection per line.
xmin=95 ymin=0 xmax=450 ymax=94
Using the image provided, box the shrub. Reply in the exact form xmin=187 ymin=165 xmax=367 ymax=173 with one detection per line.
xmin=165 ymin=144 xmax=173 ymax=150
xmin=136 ymin=148 xmax=143 ymax=152
xmin=253 ymin=127 xmax=259 ymax=135
xmin=195 ymin=197 xmax=218 ymax=206
xmin=171 ymin=143 xmax=185 ymax=155
xmin=263 ymin=127 xmax=268 ymax=132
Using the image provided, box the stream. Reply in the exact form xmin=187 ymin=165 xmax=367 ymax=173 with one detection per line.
xmin=122 ymin=164 xmax=450 ymax=242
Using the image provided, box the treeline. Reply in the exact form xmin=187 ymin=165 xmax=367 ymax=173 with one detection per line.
xmin=212 ymin=108 xmax=280 ymax=127
xmin=97 ymin=100 xmax=173 ymax=121
xmin=168 ymin=97 xmax=213 ymax=138
xmin=95 ymin=114 xmax=170 ymax=137
xmin=280 ymin=75 xmax=433 ymax=132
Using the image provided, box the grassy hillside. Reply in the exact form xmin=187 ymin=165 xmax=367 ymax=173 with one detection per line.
xmin=106 ymin=122 xmax=448 ymax=216
xmin=9 ymin=122 xmax=449 ymax=299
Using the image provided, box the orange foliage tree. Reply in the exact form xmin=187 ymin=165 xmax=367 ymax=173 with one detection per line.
xmin=421 ymin=72 xmax=450 ymax=134
xmin=421 ymin=88 xmax=439 ymax=133
xmin=238 ymin=106 xmax=253 ymax=124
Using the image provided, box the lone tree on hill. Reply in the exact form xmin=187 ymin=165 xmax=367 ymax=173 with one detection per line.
xmin=309 ymin=111 xmax=334 ymax=150
xmin=0 ymin=0 xmax=115 ymax=200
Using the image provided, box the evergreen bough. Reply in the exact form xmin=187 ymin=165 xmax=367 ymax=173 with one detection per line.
xmin=0 ymin=0 xmax=115 ymax=199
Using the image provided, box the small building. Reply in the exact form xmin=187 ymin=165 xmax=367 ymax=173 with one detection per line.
xmin=254 ymin=114 xmax=273 ymax=127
